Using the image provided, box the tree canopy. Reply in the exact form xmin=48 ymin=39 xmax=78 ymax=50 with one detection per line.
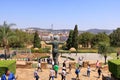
xmin=79 ymin=32 xmax=94 ymax=48
xmin=109 ymin=28 xmax=120 ymax=47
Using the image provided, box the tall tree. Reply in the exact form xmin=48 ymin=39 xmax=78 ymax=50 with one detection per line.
xmin=109 ymin=28 xmax=120 ymax=47
xmin=66 ymin=30 xmax=73 ymax=50
xmin=98 ymin=42 xmax=109 ymax=65
xmin=72 ymin=25 xmax=79 ymax=50
xmin=79 ymin=32 xmax=94 ymax=48
xmin=33 ymin=31 xmax=41 ymax=48
xmin=0 ymin=21 xmax=16 ymax=60
xmin=92 ymin=32 xmax=110 ymax=47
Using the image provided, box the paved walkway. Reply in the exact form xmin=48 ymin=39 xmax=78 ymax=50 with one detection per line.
xmin=61 ymin=53 xmax=112 ymax=62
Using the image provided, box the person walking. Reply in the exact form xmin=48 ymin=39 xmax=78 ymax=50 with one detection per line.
xmin=87 ymin=64 xmax=91 ymax=77
xmin=98 ymin=67 xmax=102 ymax=78
xmin=37 ymin=62 xmax=42 ymax=72
xmin=53 ymin=64 xmax=59 ymax=78
xmin=95 ymin=60 xmax=100 ymax=71
xmin=63 ymin=61 xmax=66 ymax=68
xmin=49 ymin=68 xmax=55 ymax=80
xmin=34 ymin=69 xmax=39 ymax=80
xmin=1 ymin=68 xmax=16 ymax=80
xmin=68 ymin=63 xmax=72 ymax=73
xmin=75 ymin=67 xmax=80 ymax=80
xmin=61 ymin=67 xmax=66 ymax=80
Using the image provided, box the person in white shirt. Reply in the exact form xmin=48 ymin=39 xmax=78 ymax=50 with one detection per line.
xmin=49 ymin=68 xmax=55 ymax=80
xmin=37 ymin=62 xmax=42 ymax=72
xmin=61 ymin=67 xmax=66 ymax=80
xmin=87 ymin=64 xmax=91 ymax=77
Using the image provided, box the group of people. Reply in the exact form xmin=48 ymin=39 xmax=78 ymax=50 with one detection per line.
xmin=34 ymin=57 xmax=102 ymax=80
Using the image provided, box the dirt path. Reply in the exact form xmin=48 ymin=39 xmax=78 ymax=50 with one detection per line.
xmin=16 ymin=67 xmax=109 ymax=80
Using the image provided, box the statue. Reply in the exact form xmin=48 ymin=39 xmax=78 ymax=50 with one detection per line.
xmin=46 ymin=37 xmax=64 ymax=65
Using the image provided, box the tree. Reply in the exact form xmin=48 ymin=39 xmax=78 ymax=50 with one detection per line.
xmin=0 ymin=21 xmax=16 ymax=60
xmin=72 ymin=25 xmax=79 ymax=50
xmin=10 ymin=29 xmax=34 ymax=48
xmin=33 ymin=31 xmax=41 ymax=48
xmin=79 ymin=32 xmax=94 ymax=48
xmin=109 ymin=28 xmax=120 ymax=47
xmin=98 ymin=42 xmax=109 ymax=65
xmin=92 ymin=32 xmax=110 ymax=47
xmin=66 ymin=30 xmax=73 ymax=50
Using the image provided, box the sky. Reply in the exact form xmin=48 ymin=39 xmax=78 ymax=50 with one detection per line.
xmin=0 ymin=0 xmax=120 ymax=30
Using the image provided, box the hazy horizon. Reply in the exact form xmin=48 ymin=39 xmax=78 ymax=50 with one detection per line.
xmin=0 ymin=0 xmax=120 ymax=30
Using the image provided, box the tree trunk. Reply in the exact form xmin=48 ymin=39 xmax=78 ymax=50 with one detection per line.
xmin=4 ymin=46 xmax=7 ymax=60
xmin=104 ymin=55 xmax=107 ymax=65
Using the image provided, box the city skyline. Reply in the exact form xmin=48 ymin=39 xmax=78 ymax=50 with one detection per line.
xmin=0 ymin=0 xmax=120 ymax=30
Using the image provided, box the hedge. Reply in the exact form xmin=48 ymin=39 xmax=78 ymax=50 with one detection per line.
xmin=0 ymin=60 xmax=16 ymax=77
xmin=108 ymin=59 xmax=120 ymax=79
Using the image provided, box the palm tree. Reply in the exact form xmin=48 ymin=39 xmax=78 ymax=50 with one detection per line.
xmin=0 ymin=21 xmax=16 ymax=60
xmin=98 ymin=42 xmax=109 ymax=65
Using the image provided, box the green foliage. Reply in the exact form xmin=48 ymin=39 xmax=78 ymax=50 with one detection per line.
xmin=92 ymin=33 xmax=110 ymax=47
xmin=31 ymin=48 xmax=50 ymax=53
xmin=108 ymin=59 xmax=120 ymax=78
xmin=59 ymin=48 xmax=98 ymax=53
xmin=98 ymin=42 xmax=110 ymax=64
xmin=66 ymin=30 xmax=73 ymax=50
xmin=72 ymin=25 xmax=79 ymax=49
xmin=98 ymin=42 xmax=109 ymax=54
xmin=0 ymin=21 xmax=16 ymax=47
xmin=9 ymin=29 xmax=34 ymax=48
xmin=33 ymin=31 xmax=41 ymax=48
xmin=0 ymin=60 xmax=16 ymax=77
xmin=109 ymin=28 xmax=120 ymax=47
xmin=79 ymin=32 xmax=94 ymax=47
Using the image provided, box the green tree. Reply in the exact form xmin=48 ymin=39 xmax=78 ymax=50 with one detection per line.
xmin=109 ymin=28 xmax=120 ymax=47
xmin=98 ymin=42 xmax=109 ymax=64
xmin=72 ymin=25 xmax=79 ymax=50
xmin=92 ymin=32 xmax=110 ymax=47
xmin=79 ymin=32 xmax=94 ymax=48
xmin=0 ymin=21 xmax=16 ymax=59
xmin=66 ymin=30 xmax=73 ymax=50
xmin=33 ymin=31 xmax=41 ymax=48
xmin=8 ymin=29 xmax=34 ymax=48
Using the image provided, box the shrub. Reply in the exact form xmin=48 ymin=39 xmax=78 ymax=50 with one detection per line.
xmin=0 ymin=60 xmax=16 ymax=77
xmin=31 ymin=48 xmax=50 ymax=53
xmin=108 ymin=59 xmax=120 ymax=78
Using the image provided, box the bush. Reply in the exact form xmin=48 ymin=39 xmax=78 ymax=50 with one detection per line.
xmin=108 ymin=59 xmax=120 ymax=78
xmin=31 ymin=48 xmax=50 ymax=53
xmin=0 ymin=60 xmax=16 ymax=77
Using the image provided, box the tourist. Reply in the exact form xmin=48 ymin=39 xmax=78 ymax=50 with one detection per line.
xmin=49 ymin=68 xmax=55 ymax=80
xmin=75 ymin=67 xmax=80 ymax=80
xmin=52 ymin=60 xmax=54 ymax=68
xmin=63 ymin=61 xmax=66 ymax=68
xmin=95 ymin=60 xmax=100 ymax=71
xmin=37 ymin=62 xmax=42 ymax=72
xmin=53 ymin=64 xmax=59 ymax=78
xmin=78 ymin=56 xmax=84 ymax=68
xmin=98 ymin=67 xmax=102 ymax=78
xmin=1 ymin=68 xmax=16 ymax=80
xmin=34 ymin=69 xmax=39 ymax=80
xmin=61 ymin=67 xmax=66 ymax=80
xmin=87 ymin=64 xmax=91 ymax=77
xmin=68 ymin=63 xmax=72 ymax=73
